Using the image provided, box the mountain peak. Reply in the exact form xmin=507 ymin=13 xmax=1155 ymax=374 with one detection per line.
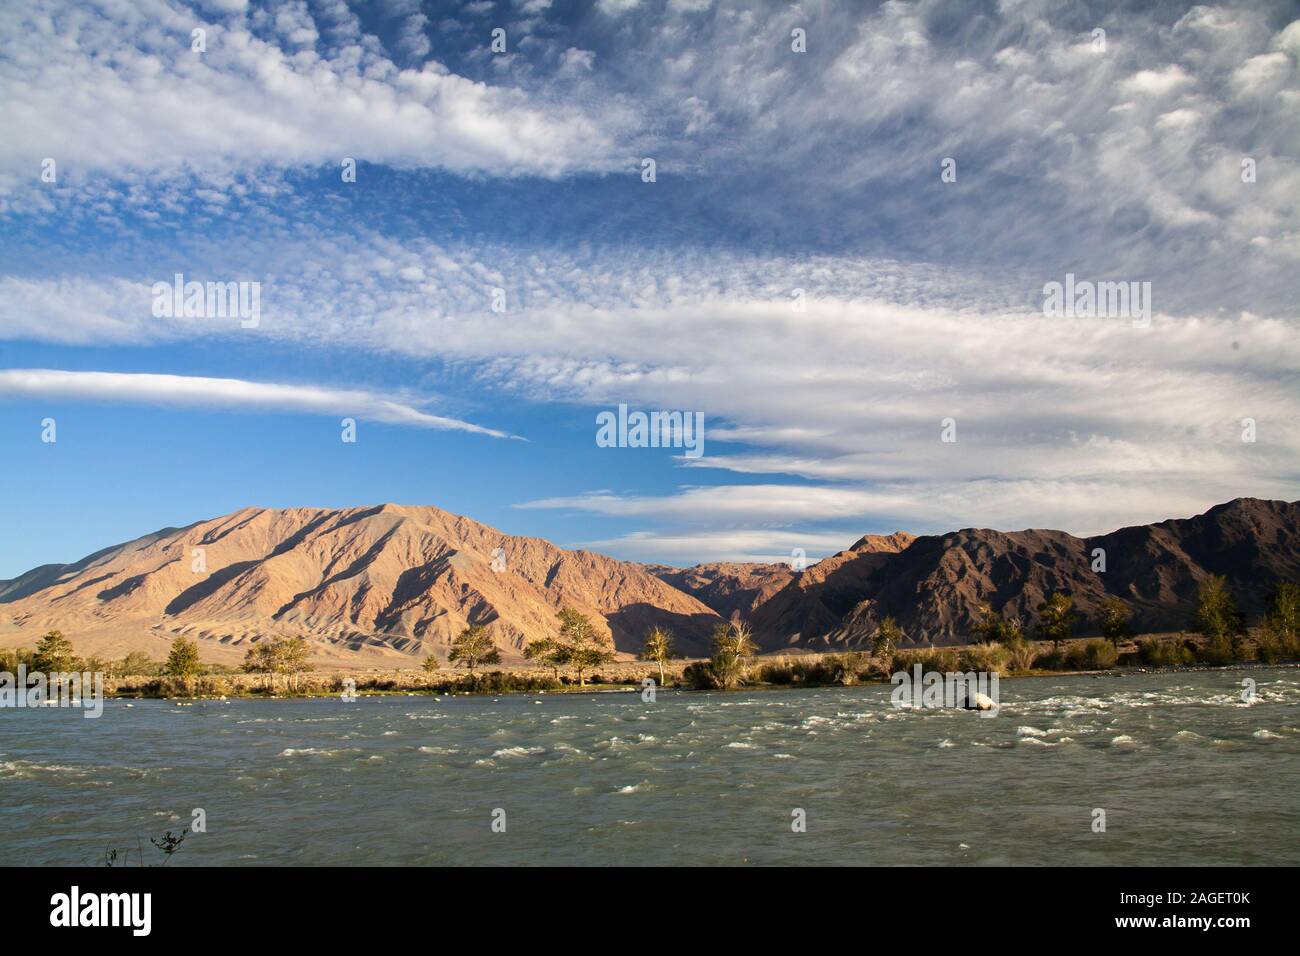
xmin=1 ymin=498 xmax=1295 ymax=665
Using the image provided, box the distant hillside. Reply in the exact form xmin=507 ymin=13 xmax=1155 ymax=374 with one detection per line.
xmin=823 ymin=498 xmax=1300 ymax=647
xmin=1 ymin=498 xmax=1294 ymax=664
xmin=0 ymin=505 xmax=722 ymax=666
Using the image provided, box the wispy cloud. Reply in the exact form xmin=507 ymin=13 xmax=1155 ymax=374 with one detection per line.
xmin=581 ymin=528 xmax=853 ymax=566
xmin=5 ymin=244 xmax=1297 ymax=539
xmin=0 ymin=369 xmax=517 ymax=439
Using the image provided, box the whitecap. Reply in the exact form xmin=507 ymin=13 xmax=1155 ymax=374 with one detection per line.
xmin=491 ymin=746 xmax=545 ymax=758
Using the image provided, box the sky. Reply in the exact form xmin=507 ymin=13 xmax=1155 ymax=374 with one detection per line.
xmin=0 ymin=0 xmax=1297 ymax=578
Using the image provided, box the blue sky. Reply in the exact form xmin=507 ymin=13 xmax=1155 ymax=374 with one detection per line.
xmin=1 ymin=0 xmax=1298 ymax=578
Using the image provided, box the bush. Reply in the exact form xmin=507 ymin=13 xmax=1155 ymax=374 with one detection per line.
xmin=683 ymin=660 xmax=722 ymax=690
xmin=957 ymin=643 xmax=1010 ymax=673
xmin=462 ymin=671 xmax=561 ymax=694
xmin=753 ymin=653 xmax=872 ymax=687
xmin=757 ymin=658 xmax=798 ymax=685
xmin=889 ymin=647 xmax=961 ymax=676
xmin=1002 ymin=638 xmax=1037 ymax=672
xmin=1255 ymin=633 xmax=1284 ymax=664
xmin=1032 ymin=647 xmax=1064 ymax=670
xmin=1195 ymin=637 xmax=1238 ymax=666
xmin=1062 ymin=639 xmax=1118 ymax=670
xmin=1136 ymin=638 xmax=1194 ymax=667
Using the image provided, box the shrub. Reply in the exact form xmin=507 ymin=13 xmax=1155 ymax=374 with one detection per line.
xmin=889 ymin=647 xmax=961 ymax=675
xmin=957 ymin=644 xmax=1010 ymax=673
xmin=1062 ymin=639 xmax=1118 ymax=670
xmin=757 ymin=658 xmax=798 ymax=685
xmin=1136 ymin=638 xmax=1194 ymax=667
xmin=1195 ymin=637 xmax=1238 ymax=666
xmin=1032 ymin=647 xmax=1064 ymax=670
xmin=1254 ymin=634 xmax=1281 ymax=664
xmin=683 ymin=660 xmax=721 ymax=690
xmin=463 ymin=671 xmax=561 ymax=694
xmin=1002 ymin=638 xmax=1037 ymax=672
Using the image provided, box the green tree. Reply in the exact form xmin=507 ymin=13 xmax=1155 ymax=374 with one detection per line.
xmin=872 ymin=616 xmax=902 ymax=662
xmin=164 ymin=636 xmax=203 ymax=695
xmin=709 ymin=619 xmax=759 ymax=689
xmin=1195 ymin=574 xmax=1245 ymax=654
xmin=556 ymin=608 xmax=614 ymax=686
xmin=118 ymin=651 xmax=158 ymax=677
xmin=639 ymin=625 xmax=678 ymax=686
xmin=0 ymin=647 xmax=30 ymax=674
xmin=524 ymin=637 xmax=566 ymax=681
xmin=422 ymin=654 xmax=441 ymax=674
xmin=1097 ymin=597 xmax=1133 ymax=649
xmin=32 ymin=630 xmax=77 ymax=673
xmin=276 ymin=637 xmax=311 ymax=692
xmin=448 ymin=624 xmax=501 ymax=676
xmin=1035 ymin=593 xmax=1077 ymax=650
xmin=242 ymin=642 xmax=276 ymax=691
xmin=971 ymin=603 xmax=1025 ymax=645
xmin=1262 ymin=582 xmax=1300 ymax=647
xmin=970 ymin=604 xmax=1001 ymax=645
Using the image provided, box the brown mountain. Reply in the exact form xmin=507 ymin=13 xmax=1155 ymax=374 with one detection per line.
xmin=642 ymin=561 xmax=797 ymax=620
xmin=0 ymin=505 xmax=723 ymax=667
xmin=645 ymin=533 xmax=917 ymax=650
xmin=1 ymin=498 xmax=1294 ymax=665
xmin=822 ymin=497 xmax=1300 ymax=647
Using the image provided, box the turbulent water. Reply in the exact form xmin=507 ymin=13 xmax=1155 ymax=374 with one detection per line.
xmin=3 ymin=669 xmax=1297 ymax=866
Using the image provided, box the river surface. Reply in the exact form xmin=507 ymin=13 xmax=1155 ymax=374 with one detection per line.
xmin=3 ymin=669 xmax=1297 ymax=865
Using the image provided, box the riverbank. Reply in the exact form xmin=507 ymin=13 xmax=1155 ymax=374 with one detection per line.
xmin=101 ymin=644 xmax=1299 ymax=700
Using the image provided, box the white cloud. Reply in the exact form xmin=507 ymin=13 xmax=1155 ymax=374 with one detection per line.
xmin=1120 ymin=65 xmax=1194 ymax=96
xmin=6 ymin=243 xmax=1297 ymax=542
xmin=0 ymin=0 xmax=631 ymax=196
xmin=520 ymin=485 xmax=886 ymax=522
xmin=0 ymin=369 xmax=517 ymax=439
xmin=596 ymin=0 xmax=641 ymax=15
xmin=583 ymin=528 xmax=852 ymax=566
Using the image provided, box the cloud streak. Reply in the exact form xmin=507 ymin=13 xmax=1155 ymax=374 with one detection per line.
xmin=0 ymin=369 xmax=517 ymax=439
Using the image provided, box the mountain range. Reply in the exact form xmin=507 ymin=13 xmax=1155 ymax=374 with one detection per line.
xmin=0 ymin=497 xmax=1295 ymax=667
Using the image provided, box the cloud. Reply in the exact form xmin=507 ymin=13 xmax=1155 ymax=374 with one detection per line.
xmin=596 ymin=0 xmax=641 ymax=15
xmin=582 ymin=528 xmax=852 ymax=566
xmin=527 ymin=477 xmax=1298 ymax=553
xmin=0 ymin=368 xmax=517 ymax=439
xmin=5 ymin=239 xmax=1297 ymax=544
xmin=1 ymin=0 xmax=1298 ymax=562
xmin=0 ymin=0 xmax=632 ymax=198
xmin=520 ymin=485 xmax=888 ymax=522
xmin=1120 ymin=65 xmax=1194 ymax=96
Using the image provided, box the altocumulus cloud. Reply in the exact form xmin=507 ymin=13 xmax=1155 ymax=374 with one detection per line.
xmin=0 ymin=369 xmax=517 ymax=439
xmin=4 ymin=240 xmax=1298 ymax=542
xmin=0 ymin=0 xmax=633 ymax=201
